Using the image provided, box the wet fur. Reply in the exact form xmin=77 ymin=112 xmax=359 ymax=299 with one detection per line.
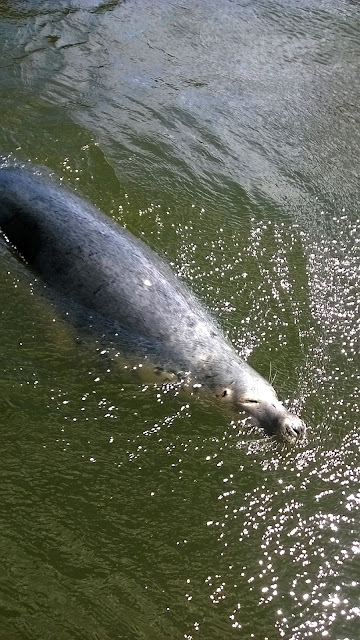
xmin=0 ymin=166 xmax=305 ymax=441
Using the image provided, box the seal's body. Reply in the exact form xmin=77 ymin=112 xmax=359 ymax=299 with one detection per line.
xmin=0 ymin=167 xmax=305 ymax=441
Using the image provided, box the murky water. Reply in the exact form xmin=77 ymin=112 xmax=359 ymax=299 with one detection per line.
xmin=0 ymin=1 xmax=359 ymax=639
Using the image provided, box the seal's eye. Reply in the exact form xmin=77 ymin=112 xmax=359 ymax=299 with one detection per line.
xmin=222 ymin=390 xmax=228 ymax=397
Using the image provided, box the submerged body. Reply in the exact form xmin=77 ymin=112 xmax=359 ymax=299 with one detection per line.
xmin=0 ymin=166 xmax=305 ymax=440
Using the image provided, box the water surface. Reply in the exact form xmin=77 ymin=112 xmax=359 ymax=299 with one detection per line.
xmin=0 ymin=1 xmax=359 ymax=639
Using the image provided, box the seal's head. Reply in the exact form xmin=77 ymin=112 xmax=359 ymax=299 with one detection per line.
xmin=217 ymin=383 xmax=305 ymax=442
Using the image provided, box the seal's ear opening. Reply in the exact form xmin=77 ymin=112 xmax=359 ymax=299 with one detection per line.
xmin=217 ymin=387 xmax=234 ymax=402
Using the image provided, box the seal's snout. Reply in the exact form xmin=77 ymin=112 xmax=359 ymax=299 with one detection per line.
xmin=236 ymin=394 xmax=305 ymax=442
xmin=279 ymin=413 xmax=306 ymax=442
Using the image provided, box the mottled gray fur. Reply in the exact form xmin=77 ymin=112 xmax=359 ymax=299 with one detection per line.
xmin=0 ymin=167 xmax=305 ymax=440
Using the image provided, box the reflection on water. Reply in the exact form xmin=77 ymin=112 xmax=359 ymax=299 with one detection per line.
xmin=0 ymin=1 xmax=359 ymax=639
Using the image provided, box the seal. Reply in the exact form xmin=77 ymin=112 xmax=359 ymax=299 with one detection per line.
xmin=0 ymin=166 xmax=305 ymax=441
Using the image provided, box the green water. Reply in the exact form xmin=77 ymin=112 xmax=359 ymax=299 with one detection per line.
xmin=0 ymin=1 xmax=359 ymax=639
